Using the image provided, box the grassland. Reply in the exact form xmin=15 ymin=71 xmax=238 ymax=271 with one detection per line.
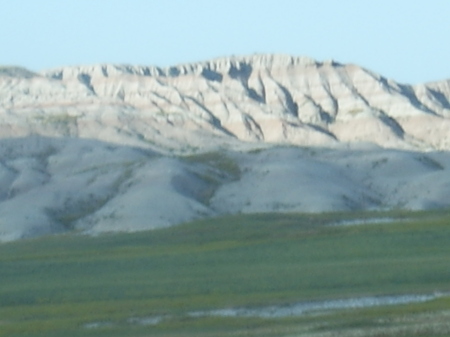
xmin=1 ymin=210 xmax=450 ymax=336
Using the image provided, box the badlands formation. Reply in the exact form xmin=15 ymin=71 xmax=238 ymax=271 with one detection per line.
xmin=1 ymin=54 xmax=450 ymax=241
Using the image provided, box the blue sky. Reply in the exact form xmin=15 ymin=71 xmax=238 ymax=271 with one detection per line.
xmin=1 ymin=0 xmax=449 ymax=84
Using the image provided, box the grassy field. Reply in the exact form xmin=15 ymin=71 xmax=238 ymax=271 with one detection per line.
xmin=1 ymin=210 xmax=450 ymax=336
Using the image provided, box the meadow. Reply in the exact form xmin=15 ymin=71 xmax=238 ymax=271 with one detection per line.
xmin=1 ymin=210 xmax=450 ymax=336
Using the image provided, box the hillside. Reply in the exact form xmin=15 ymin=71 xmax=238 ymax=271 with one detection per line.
xmin=0 ymin=137 xmax=449 ymax=242
xmin=1 ymin=54 xmax=450 ymax=151
xmin=1 ymin=54 xmax=450 ymax=241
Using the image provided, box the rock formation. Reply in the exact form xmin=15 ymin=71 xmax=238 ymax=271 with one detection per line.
xmin=1 ymin=54 xmax=449 ymax=152
xmin=1 ymin=55 xmax=450 ymax=241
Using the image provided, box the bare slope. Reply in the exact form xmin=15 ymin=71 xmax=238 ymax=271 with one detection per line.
xmin=1 ymin=54 xmax=450 ymax=151
xmin=1 ymin=137 xmax=450 ymax=242
xmin=1 ymin=55 xmax=450 ymax=241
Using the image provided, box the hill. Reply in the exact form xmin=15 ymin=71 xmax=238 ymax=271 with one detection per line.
xmin=1 ymin=54 xmax=450 ymax=241
xmin=1 ymin=54 xmax=450 ymax=151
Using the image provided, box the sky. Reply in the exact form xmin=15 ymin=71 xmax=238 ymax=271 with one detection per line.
xmin=1 ymin=0 xmax=449 ymax=84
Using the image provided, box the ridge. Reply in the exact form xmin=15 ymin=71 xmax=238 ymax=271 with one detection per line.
xmin=1 ymin=54 xmax=449 ymax=152
xmin=39 ymin=54 xmax=322 ymax=80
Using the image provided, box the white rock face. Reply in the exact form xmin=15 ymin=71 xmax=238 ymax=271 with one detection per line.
xmin=1 ymin=55 xmax=450 ymax=241
xmin=1 ymin=54 xmax=450 ymax=151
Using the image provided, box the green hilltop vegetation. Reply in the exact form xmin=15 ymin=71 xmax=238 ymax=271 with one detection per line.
xmin=1 ymin=210 xmax=450 ymax=337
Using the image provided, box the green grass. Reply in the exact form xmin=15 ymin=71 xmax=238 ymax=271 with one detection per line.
xmin=181 ymin=151 xmax=241 ymax=205
xmin=182 ymin=151 xmax=241 ymax=180
xmin=1 ymin=210 xmax=450 ymax=336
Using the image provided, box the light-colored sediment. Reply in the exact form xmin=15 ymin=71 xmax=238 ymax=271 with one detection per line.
xmin=1 ymin=55 xmax=450 ymax=241
xmin=1 ymin=54 xmax=450 ymax=151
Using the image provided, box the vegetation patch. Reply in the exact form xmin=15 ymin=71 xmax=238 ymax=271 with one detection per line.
xmin=182 ymin=151 xmax=241 ymax=205
xmin=347 ymin=108 xmax=364 ymax=115
xmin=33 ymin=114 xmax=79 ymax=136
xmin=0 ymin=210 xmax=449 ymax=336
xmin=34 ymin=114 xmax=78 ymax=125
xmin=182 ymin=151 xmax=241 ymax=180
